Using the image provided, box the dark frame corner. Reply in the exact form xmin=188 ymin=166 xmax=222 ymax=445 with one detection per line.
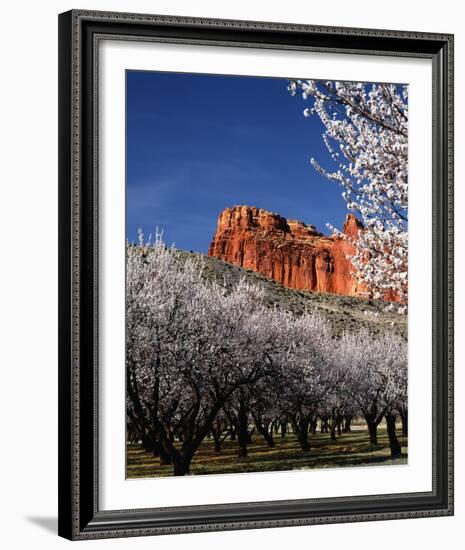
xmin=58 ymin=9 xmax=454 ymax=541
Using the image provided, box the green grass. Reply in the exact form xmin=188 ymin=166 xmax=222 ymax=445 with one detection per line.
xmin=126 ymin=427 xmax=407 ymax=478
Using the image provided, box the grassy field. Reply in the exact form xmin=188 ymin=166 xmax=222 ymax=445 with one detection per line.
xmin=127 ymin=427 xmax=407 ymax=478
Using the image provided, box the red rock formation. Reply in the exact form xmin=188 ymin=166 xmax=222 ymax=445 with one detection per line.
xmin=208 ymin=205 xmax=366 ymax=297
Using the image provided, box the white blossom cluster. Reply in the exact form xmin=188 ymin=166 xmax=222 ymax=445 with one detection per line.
xmin=288 ymin=79 xmax=408 ymax=306
xmin=126 ymin=234 xmax=408 ymax=474
xmin=332 ymin=329 xmax=407 ymax=444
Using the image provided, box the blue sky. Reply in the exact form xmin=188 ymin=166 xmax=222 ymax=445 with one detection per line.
xmin=126 ymin=70 xmax=348 ymax=253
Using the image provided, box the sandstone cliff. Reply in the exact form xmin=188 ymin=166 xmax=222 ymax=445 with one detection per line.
xmin=208 ymin=205 xmax=366 ymax=297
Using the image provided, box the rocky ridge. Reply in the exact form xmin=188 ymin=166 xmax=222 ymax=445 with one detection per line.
xmin=208 ymin=205 xmax=366 ymax=297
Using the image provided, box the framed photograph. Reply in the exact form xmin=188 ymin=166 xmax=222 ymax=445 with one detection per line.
xmin=58 ymin=9 xmax=454 ymax=540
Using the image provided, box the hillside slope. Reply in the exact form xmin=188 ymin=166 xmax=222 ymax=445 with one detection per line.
xmin=180 ymin=251 xmax=407 ymax=338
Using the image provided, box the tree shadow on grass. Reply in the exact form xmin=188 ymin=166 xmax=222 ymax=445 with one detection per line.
xmin=127 ymin=431 xmax=408 ymax=478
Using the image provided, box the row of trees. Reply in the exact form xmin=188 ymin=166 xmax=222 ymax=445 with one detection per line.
xmin=126 ymin=235 xmax=407 ymax=476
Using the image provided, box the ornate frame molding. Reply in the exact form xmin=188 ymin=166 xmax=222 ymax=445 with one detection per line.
xmin=58 ymin=9 xmax=454 ymax=540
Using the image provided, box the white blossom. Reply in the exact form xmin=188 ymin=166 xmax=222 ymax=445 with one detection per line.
xmin=289 ymin=80 xmax=408 ymax=304
xmin=127 ymin=233 xmax=408 ymax=472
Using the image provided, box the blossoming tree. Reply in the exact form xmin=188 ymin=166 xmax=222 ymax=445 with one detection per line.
xmin=127 ymin=233 xmax=408 ymax=473
xmin=127 ymin=236 xmax=304 ymax=474
xmin=333 ymin=329 xmax=407 ymax=454
xmin=288 ymin=80 xmax=408 ymax=304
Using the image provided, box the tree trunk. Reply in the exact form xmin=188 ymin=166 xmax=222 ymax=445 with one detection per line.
xmin=254 ymin=419 xmax=275 ymax=448
xmin=141 ymin=433 xmax=155 ymax=453
xmin=337 ymin=419 xmax=342 ymax=436
xmin=238 ymin=431 xmax=248 ymax=458
xmin=142 ymin=432 xmax=173 ymax=464
xmin=237 ymin=401 xmax=249 ymax=458
xmin=366 ymin=418 xmax=378 ymax=445
xmin=311 ymin=417 xmax=318 ymax=435
xmin=210 ymin=424 xmax=223 ymax=452
xmin=291 ymin=417 xmax=310 ymax=452
xmin=262 ymin=431 xmax=275 ymax=447
xmin=330 ymin=425 xmax=337 ymax=441
xmin=157 ymin=439 xmax=172 ymax=464
xmin=343 ymin=415 xmax=353 ymax=433
xmin=159 ymin=448 xmax=172 ymax=465
xmin=173 ymin=458 xmax=191 ymax=476
xmin=400 ymin=410 xmax=408 ymax=436
xmin=385 ymin=412 xmax=402 ymax=457
xmin=298 ymin=430 xmax=310 ymax=452
xmin=280 ymin=421 xmax=287 ymax=438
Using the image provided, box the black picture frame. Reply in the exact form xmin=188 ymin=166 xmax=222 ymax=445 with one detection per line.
xmin=58 ymin=9 xmax=454 ymax=540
